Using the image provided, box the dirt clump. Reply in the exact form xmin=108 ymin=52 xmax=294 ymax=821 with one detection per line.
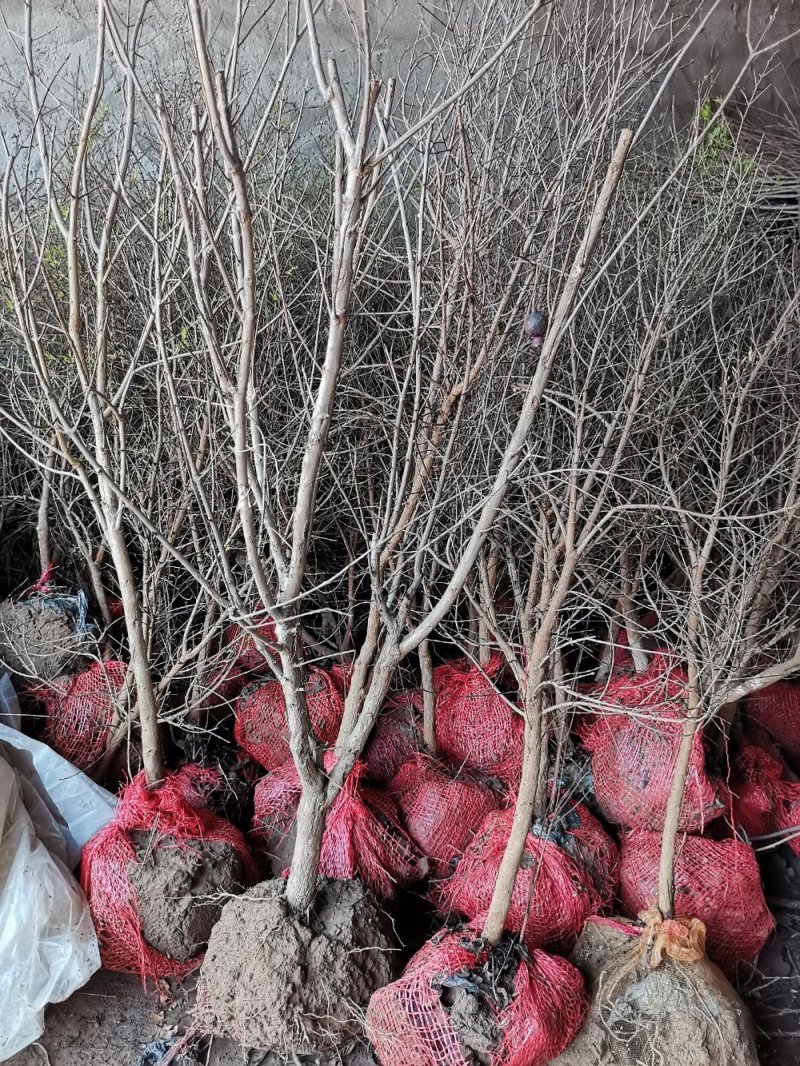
xmin=196 ymin=877 xmax=398 ymax=1055
xmin=0 ymin=598 xmax=83 ymax=682
xmin=441 ymin=985 xmax=500 ymax=1057
xmin=549 ymin=918 xmax=760 ymax=1066
xmin=128 ymin=833 xmax=244 ymax=963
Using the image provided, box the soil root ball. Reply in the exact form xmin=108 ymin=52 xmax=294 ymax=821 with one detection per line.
xmin=549 ymin=917 xmax=760 ymax=1066
xmin=81 ymin=771 xmax=255 ymax=980
xmin=196 ymin=877 xmax=398 ymax=1055
xmin=0 ymin=597 xmax=83 ymax=682
xmin=128 ymin=833 xmax=244 ymax=964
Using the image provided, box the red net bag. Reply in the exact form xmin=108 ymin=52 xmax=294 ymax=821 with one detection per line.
xmin=328 ymin=658 xmax=354 ymax=695
xmin=732 ymin=738 xmax=800 ymax=856
xmin=200 ymin=622 xmax=276 ymax=712
xmin=81 ymin=770 xmax=256 ymax=980
xmin=171 ymin=763 xmax=224 ymax=810
xmin=389 ymin=753 xmax=501 ymax=877
xmin=252 ymin=755 xmax=425 ymax=900
xmin=432 ymin=805 xmax=618 ymax=952
xmin=619 ymin=829 xmax=774 ymax=974
xmin=364 ymin=691 xmax=423 ymax=784
xmin=250 ymin=760 xmax=304 ymax=871
xmin=223 ymin=620 xmax=276 ymax=672
xmin=578 ymin=653 xmax=728 ymax=831
xmin=433 ymin=654 xmax=522 ymax=787
xmin=746 ymin=681 xmax=800 ymax=762
xmin=38 ymin=659 xmax=127 ymax=770
xmin=234 ymin=666 xmax=344 ymax=770
xmin=365 ymin=930 xmax=587 ymax=1066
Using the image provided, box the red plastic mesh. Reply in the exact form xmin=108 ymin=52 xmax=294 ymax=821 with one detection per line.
xmin=39 ymin=660 xmax=127 ymax=770
xmin=578 ymin=654 xmax=728 ymax=831
xmin=747 ymin=682 xmax=800 ymax=762
xmin=200 ymin=622 xmax=276 ymax=712
xmin=199 ymin=661 xmax=251 ymax=714
xmin=80 ymin=770 xmax=255 ymax=981
xmin=732 ymin=738 xmax=800 ymax=856
xmin=223 ymin=620 xmax=276 ymax=672
xmin=431 ymin=806 xmax=617 ymax=952
xmin=389 ymin=753 xmax=501 ymax=877
xmin=29 ymin=562 xmax=57 ymax=594
xmin=364 ymin=691 xmax=423 ymax=784
xmin=328 ymin=659 xmax=354 ymax=695
xmin=619 ymin=829 xmax=775 ymax=974
xmin=251 ymin=759 xmax=303 ymax=853
xmin=252 ymin=755 xmax=425 ymax=900
xmin=433 ymin=654 xmax=522 ymax=787
xmin=365 ymin=930 xmax=587 ymax=1066
xmin=171 ymin=763 xmax=224 ymax=810
xmin=234 ymin=666 xmax=344 ymax=770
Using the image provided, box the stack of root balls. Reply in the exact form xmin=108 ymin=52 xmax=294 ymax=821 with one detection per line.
xmin=4 ymin=582 xmax=786 ymax=1066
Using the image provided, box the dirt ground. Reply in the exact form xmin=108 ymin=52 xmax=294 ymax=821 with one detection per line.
xmin=5 ymin=970 xmax=377 ymax=1066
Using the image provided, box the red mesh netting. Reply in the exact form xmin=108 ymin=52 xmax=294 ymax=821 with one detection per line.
xmin=250 ymin=759 xmax=303 ymax=857
xmin=732 ymin=738 xmax=800 ymax=856
xmin=365 ymin=930 xmax=587 ymax=1066
xmin=364 ymin=691 xmax=423 ymax=784
xmin=234 ymin=666 xmax=344 ymax=770
xmin=747 ymin=682 xmax=800 ymax=762
xmin=389 ymin=753 xmax=501 ymax=877
xmin=26 ymin=562 xmax=58 ymax=594
xmin=603 ymin=612 xmax=661 ymax=676
xmin=328 ymin=659 xmax=354 ymax=695
xmin=578 ymin=654 xmax=728 ymax=831
xmin=431 ymin=806 xmax=618 ymax=952
xmin=200 ymin=622 xmax=276 ymax=712
xmin=38 ymin=660 xmax=127 ymax=770
xmin=200 ymin=661 xmax=251 ymax=714
xmin=252 ymin=755 xmax=425 ymax=900
xmin=223 ymin=620 xmax=276 ymax=671
xmin=171 ymin=763 xmax=224 ymax=810
xmin=81 ymin=770 xmax=255 ymax=980
xmin=433 ymin=654 xmax=522 ymax=787
xmin=619 ymin=829 xmax=775 ymax=975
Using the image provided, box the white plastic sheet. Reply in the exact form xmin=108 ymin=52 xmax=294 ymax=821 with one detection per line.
xmin=0 ymin=749 xmax=101 ymax=1061
xmin=0 ymin=673 xmax=117 ymax=1059
xmin=0 ymin=718 xmax=117 ymax=869
xmin=0 ymin=673 xmax=21 ymax=730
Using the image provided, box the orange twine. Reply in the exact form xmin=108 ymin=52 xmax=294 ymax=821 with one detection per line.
xmin=639 ymin=901 xmax=706 ymax=968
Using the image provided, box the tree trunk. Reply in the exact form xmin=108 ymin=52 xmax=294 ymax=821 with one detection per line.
xmin=657 ymin=712 xmax=698 ymax=916
xmin=481 ymin=685 xmax=545 ymax=945
xmin=285 ymin=784 xmax=327 ymax=912
xmin=106 ymin=522 xmax=164 ymax=786
xmin=420 ymin=637 xmax=436 ymax=754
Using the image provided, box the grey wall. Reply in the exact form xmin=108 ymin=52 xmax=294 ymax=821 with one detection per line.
xmin=0 ymin=1 xmax=798 ymax=152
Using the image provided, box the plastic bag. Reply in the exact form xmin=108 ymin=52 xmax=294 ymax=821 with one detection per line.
xmin=0 ymin=750 xmax=100 ymax=1061
xmin=0 ymin=673 xmax=21 ymax=729
xmin=0 ymin=711 xmax=117 ymax=869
